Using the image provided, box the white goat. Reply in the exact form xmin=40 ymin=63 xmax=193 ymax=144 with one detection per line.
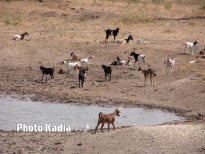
xmin=116 ymin=35 xmax=134 ymax=44
xmin=165 ymin=56 xmax=176 ymax=74
xmin=116 ymin=39 xmax=127 ymax=44
xmin=184 ymin=40 xmax=199 ymax=55
xmin=13 ymin=32 xmax=29 ymax=40
xmin=119 ymin=56 xmax=133 ymax=66
xmin=80 ymin=56 xmax=94 ymax=64
xmin=60 ymin=60 xmax=81 ymax=77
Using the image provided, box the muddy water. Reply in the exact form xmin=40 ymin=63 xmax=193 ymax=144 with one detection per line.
xmin=0 ymin=97 xmax=184 ymax=131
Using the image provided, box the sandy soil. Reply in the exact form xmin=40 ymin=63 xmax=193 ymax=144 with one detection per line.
xmin=0 ymin=0 xmax=205 ymax=153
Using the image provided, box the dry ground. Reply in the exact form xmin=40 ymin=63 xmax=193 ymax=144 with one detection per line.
xmin=0 ymin=0 xmax=205 ymax=153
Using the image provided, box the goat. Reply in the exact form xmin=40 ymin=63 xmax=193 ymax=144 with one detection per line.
xmin=125 ymin=35 xmax=134 ymax=44
xmin=70 ymin=52 xmax=81 ymax=61
xmin=80 ymin=56 xmax=94 ymax=64
xmin=165 ymin=56 xmax=176 ymax=74
xmin=105 ymin=27 xmax=120 ymax=43
xmin=60 ymin=60 xmax=81 ymax=77
xmin=116 ymin=35 xmax=134 ymax=44
xmin=40 ymin=66 xmax=54 ymax=82
xmin=136 ymin=39 xmax=144 ymax=45
xmin=138 ymin=67 xmax=156 ymax=87
xmin=199 ymin=48 xmax=205 ymax=58
xmin=95 ymin=109 xmax=120 ymax=133
xmin=74 ymin=65 xmax=89 ymax=88
xmin=119 ymin=56 xmax=133 ymax=66
xmin=184 ymin=40 xmax=199 ymax=55
xmin=110 ymin=57 xmax=121 ymax=65
xmin=102 ymin=65 xmax=112 ymax=81
xmin=13 ymin=32 xmax=29 ymax=40
xmin=130 ymin=50 xmax=145 ymax=68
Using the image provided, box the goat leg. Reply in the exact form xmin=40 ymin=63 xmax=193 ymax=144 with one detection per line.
xmin=105 ymin=38 xmax=106 ymax=44
xmin=81 ymin=79 xmax=84 ymax=88
xmin=84 ymin=73 xmax=87 ymax=82
xmin=153 ymin=76 xmax=155 ymax=87
xmin=105 ymin=35 xmax=109 ymax=44
xmin=105 ymin=36 xmax=108 ymax=44
xmin=149 ymin=74 xmax=153 ymax=86
xmin=95 ymin=122 xmax=100 ymax=133
xmin=46 ymin=75 xmax=47 ymax=82
xmin=112 ymin=123 xmax=115 ymax=130
xmin=109 ymin=74 xmax=111 ymax=81
xmin=192 ymin=48 xmax=194 ymax=55
xmin=184 ymin=46 xmax=187 ymax=54
xmin=184 ymin=46 xmax=189 ymax=54
xmin=150 ymin=75 xmax=152 ymax=87
xmin=113 ymin=35 xmax=116 ymax=42
xmin=108 ymin=123 xmax=110 ymax=132
xmin=100 ymin=123 xmax=104 ymax=132
xmin=144 ymin=76 xmax=147 ymax=87
xmin=134 ymin=61 xmax=136 ymax=68
xmin=41 ymin=74 xmax=44 ymax=81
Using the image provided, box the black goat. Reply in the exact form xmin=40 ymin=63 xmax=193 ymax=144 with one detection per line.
xmin=40 ymin=66 xmax=54 ymax=82
xmin=125 ymin=35 xmax=133 ymax=44
xmin=74 ymin=65 xmax=89 ymax=88
xmin=20 ymin=32 xmax=29 ymax=40
xmin=105 ymin=27 xmax=120 ymax=43
xmin=102 ymin=65 xmax=112 ymax=81
xmin=110 ymin=57 xmax=121 ymax=65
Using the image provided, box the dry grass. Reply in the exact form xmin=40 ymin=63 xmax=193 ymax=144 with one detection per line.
xmin=121 ymin=4 xmax=158 ymax=24
xmin=122 ymin=13 xmax=156 ymax=24
xmin=1 ymin=13 xmax=21 ymax=26
xmin=164 ymin=1 xmax=172 ymax=10
xmin=200 ymin=2 xmax=205 ymax=10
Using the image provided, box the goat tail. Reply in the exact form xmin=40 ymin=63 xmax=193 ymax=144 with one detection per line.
xmin=99 ymin=112 xmax=102 ymax=117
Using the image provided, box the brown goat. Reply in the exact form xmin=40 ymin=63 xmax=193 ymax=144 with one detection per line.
xmin=138 ymin=67 xmax=156 ymax=87
xmin=95 ymin=109 xmax=120 ymax=133
xmin=70 ymin=52 xmax=81 ymax=61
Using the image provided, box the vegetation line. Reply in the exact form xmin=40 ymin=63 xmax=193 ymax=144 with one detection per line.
xmin=157 ymin=16 xmax=205 ymax=21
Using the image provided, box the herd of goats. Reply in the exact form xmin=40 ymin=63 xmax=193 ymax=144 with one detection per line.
xmin=13 ymin=27 xmax=205 ymax=89
xmin=13 ymin=27 xmax=205 ymax=133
